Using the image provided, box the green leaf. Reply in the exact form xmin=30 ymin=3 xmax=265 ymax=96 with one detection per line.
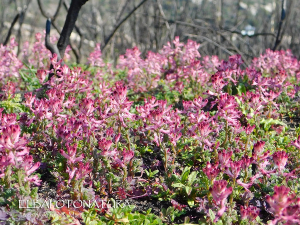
xmin=185 ymin=186 xmax=192 ymax=196
xmin=181 ymin=167 xmax=191 ymax=183
xmin=172 ymin=183 xmax=185 ymax=188
xmin=166 ymin=206 xmax=174 ymax=216
xmin=187 ymin=171 xmax=197 ymax=186
xmin=209 ymin=209 xmax=215 ymax=221
xmin=187 ymin=199 xmax=194 ymax=207
xmin=237 ymin=83 xmax=246 ymax=96
xmin=216 ymin=219 xmax=223 ymax=225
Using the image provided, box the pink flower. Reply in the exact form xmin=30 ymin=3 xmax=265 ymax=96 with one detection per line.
xmin=241 ymin=156 xmax=252 ymax=170
xmin=252 ymin=141 xmax=271 ymax=162
xmin=237 ymin=174 xmax=260 ymax=192
xmin=116 ymin=187 xmax=128 ymax=200
xmin=66 ymin=166 xmax=77 ymax=184
xmin=0 ymin=125 xmax=27 ymax=151
xmin=36 ymin=69 xmax=47 ymax=83
xmin=216 ymin=93 xmax=241 ymax=127
xmin=291 ymin=136 xmax=300 ymax=149
xmin=211 ymin=72 xmax=227 ymax=92
xmin=272 ymin=151 xmax=288 ymax=172
xmin=98 ymin=139 xmax=113 ymax=151
xmin=210 ymin=180 xmax=232 ymax=219
xmin=240 ymin=205 xmax=260 ymax=221
xmin=218 ymin=150 xmax=232 ymax=169
xmin=122 ymin=149 xmax=134 ymax=164
xmin=266 ymin=186 xmax=295 ymax=216
xmin=22 ymin=155 xmax=41 ymax=186
xmin=225 ymin=160 xmax=242 ymax=179
xmin=210 ymin=180 xmax=232 ymax=205
xmin=101 ymin=148 xmax=118 ymax=159
xmin=79 ymin=98 xmax=95 ymax=116
xmin=0 ymin=110 xmax=17 ymax=127
xmin=171 ymin=199 xmax=187 ymax=211
xmin=257 ymin=160 xmax=275 ymax=177
xmin=244 ymin=124 xmax=255 ymax=135
xmin=0 ymin=155 xmax=10 ymax=178
xmin=60 ymin=143 xmax=84 ymax=165
xmin=203 ymin=162 xmax=220 ymax=182
xmin=75 ymin=162 xmax=92 ymax=180
xmin=266 ymin=186 xmax=300 ymax=224
xmin=169 ymin=132 xmax=182 ymax=146
xmin=88 ymin=43 xmax=105 ymax=67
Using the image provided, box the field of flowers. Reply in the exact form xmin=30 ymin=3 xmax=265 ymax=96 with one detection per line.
xmin=1 ymin=34 xmax=300 ymax=224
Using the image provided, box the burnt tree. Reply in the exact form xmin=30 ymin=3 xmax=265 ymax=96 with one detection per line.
xmin=41 ymin=0 xmax=89 ymax=80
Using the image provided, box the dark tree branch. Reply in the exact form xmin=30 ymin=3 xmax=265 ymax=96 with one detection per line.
xmin=39 ymin=0 xmax=88 ymax=81
xmin=17 ymin=0 xmax=32 ymax=56
xmin=38 ymin=0 xmax=86 ymax=61
xmin=273 ymin=0 xmax=286 ymax=50
xmin=45 ymin=19 xmax=62 ymax=61
xmin=102 ymin=0 xmax=149 ymax=50
xmin=115 ymin=0 xmax=131 ymax=24
xmin=57 ymin=0 xmax=88 ymax=59
xmin=3 ymin=13 xmax=19 ymax=45
xmin=63 ymin=0 xmax=83 ymax=63
xmin=63 ymin=0 xmax=83 ymax=36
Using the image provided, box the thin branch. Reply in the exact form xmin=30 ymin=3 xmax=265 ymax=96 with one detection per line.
xmin=168 ymin=19 xmax=275 ymax=38
xmin=222 ymin=29 xmax=275 ymax=38
xmin=37 ymin=0 xmax=63 ymax=22
xmin=277 ymin=0 xmax=294 ymax=48
xmin=115 ymin=0 xmax=130 ymax=24
xmin=3 ymin=13 xmax=19 ymax=45
xmin=156 ymin=0 xmax=172 ymax=42
xmin=102 ymin=0 xmax=149 ymax=50
xmin=53 ymin=0 xmax=64 ymax=21
xmin=218 ymin=32 xmax=250 ymax=66
xmin=185 ymin=33 xmax=235 ymax=56
xmin=17 ymin=0 xmax=32 ymax=56
xmin=37 ymin=0 xmax=50 ymax=18
xmin=273 ymin=0 xmax=286 ymax=50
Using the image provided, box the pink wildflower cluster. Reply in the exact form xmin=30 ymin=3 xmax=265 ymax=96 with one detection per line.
xmin=266 ymin=186 xmax=300 ymax=224
xmin=252 ymin=49 xmax=300 ymax=79
xmin=0 ymin=109 xmax=41 ymax=186
xmin=23 ymin=33 xmax=71 ymax=69
xmin=1 ymin=34 xmax=300 ymax=223
xmin=0 ymin=38 xmax=23 ymax=86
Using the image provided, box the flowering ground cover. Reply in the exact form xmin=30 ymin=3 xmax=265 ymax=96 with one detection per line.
xmin=1 ymin=35 xmax=300 ymax=224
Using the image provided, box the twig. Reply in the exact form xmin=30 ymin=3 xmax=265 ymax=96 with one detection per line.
xmin=3 ymin=13 xmax=19 ymax=45
xmin=273 ymin=0 xmax=286 ymax=50
xmin=102 ymin=0 xmax=149 ymax=50
xmin=156 ymin=0 xmax=172 ymax=42
xmin=37 ymin=0 xmax=63 ymax=22
xmin=185 ymin=33 xmax=234 ymax=56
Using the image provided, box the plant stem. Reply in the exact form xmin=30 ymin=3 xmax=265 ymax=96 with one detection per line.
xmin=221 ymin=120 xmax=228 ymax=147
xmin=229 ymin=178 xmax=236 ymax=207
